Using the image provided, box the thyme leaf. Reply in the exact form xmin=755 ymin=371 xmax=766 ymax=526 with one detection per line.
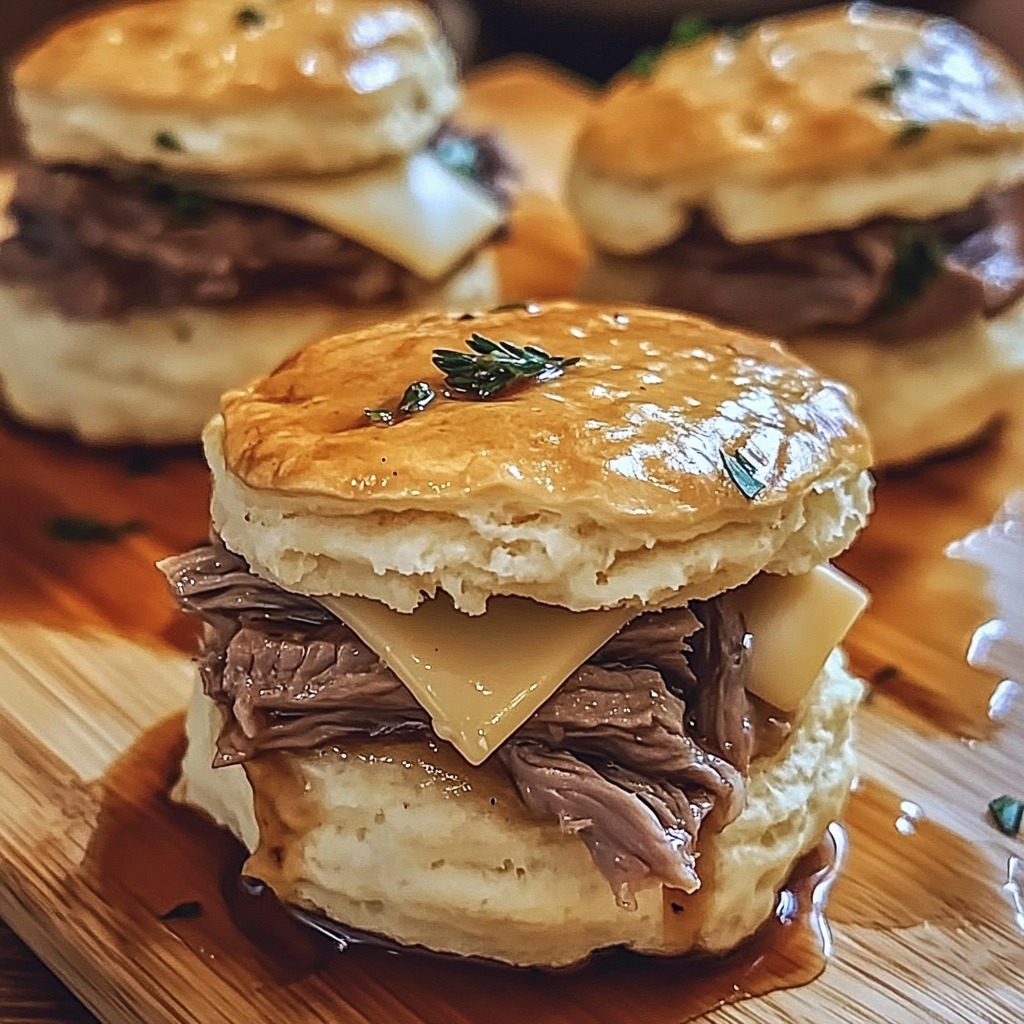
xmin=46 ymin=516 xmax=147 ymax=543
xmin=154 ymin=131 xmax=184 ymax=153
xmin=159 ymin=901 xmax=203 ymax=921
xmin=432 ymin=135 xmax=480 ymax=182
xmin=432 ymin=333 xmax=580 ymax=399
xmin=668 ymin=16 xmax=710 ymax=47
xmin=893 ymin=121 xmax=929 ymax=147
xmin=235 ymin=6 xmax=265 ymax=28
xmin=879 ymin=229 xmax=945 ymax=315
xmin=721 ymin=448 xmax=765 ymax=500
xmin=124 ymin=450 xmax=164 ymax=476
xmin=859 ymin=64 xmax=913 ymax=102
xmin=138 ymin=177 xmax=210 ymax=223
xmin=398 ymin=381 xmax=436 ymax=415
xmin=364 ymin=335 xmax=580 ymax=425
xmin=629 ymin=16 xmax=711 ymax=76
xmin=989 ymin=794 xmax=1023 ymax=836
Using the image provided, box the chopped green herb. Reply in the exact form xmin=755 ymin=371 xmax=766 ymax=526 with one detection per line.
xmin=722 ymin=21 xmax=754 ymax=41
xmin=154 ymin=131 xmax=184 ymax=153
xmin=872 ymin=664 xmax=900 ymax=686
xmin=433 ymin=333 xmax=580 ymax=399
xmin=628 ymin=48 xmax=660 ymax=77
xmin=365 ymin=334 xmax=579 ymax=426
xmin=159 ymin=900 xmax=203 ymax=921
xmin=989 ymin=795 xmax=1023 ymax=836
xmin=433 ymin=135 xmax=479 ymax=182
xmin=628 ymin=15 xmax=712 ymax=77
xmin=859 ymin=64 xmax=913 ymax=102
xmin=235 ymin=6 xmax=265 ymax=28
xmin=861 ymin=81 xmax=895 ymax=102
xmin=139 ymin=177 xmax=210 ymax=223
xmin=171 ymin=321 xmax=194 ymax=343
xmin=879 ymin=228 xmax=945 ymax=315
xmin=892 ymin=65 xmax=914 ymax=88
xmin=669 ymin=16 xmax=711 ymax=47
xmin=893 ymin=121 xmax=929 ymax=147
xmin=398 ymin=381 xmax=436 ymax=415
xmin=721 ymin=448 xmax=765 ymax=500
xmin=46 ymin=516 xmax=147 ymax=543
xmin=124 ymin=451 xmax=164 ymax=476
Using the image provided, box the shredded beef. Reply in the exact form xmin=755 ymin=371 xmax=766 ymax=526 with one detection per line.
xmin=0 ymin=128 xmax=511 ymax=320
xmin=647 ymin=186 xmax=1024 ymax=339
xmin=159 ymin=539 xmax=778 ymax=902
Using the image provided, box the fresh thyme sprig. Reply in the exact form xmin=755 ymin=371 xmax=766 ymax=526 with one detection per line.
xmin=364 ymin=334 xmax=580 ymax=425
xmin=432 ymin=333 xmax=580 ymax=399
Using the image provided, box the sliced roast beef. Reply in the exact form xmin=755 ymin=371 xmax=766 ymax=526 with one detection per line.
xmin=159 ymin=539 xmax=779 ymax=900
xmin=646 ymin=185 xmax=1024 ymax=339
xmin=0 ymin=128 xmax=511 ymax=320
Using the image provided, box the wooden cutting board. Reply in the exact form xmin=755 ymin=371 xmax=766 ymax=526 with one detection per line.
xmin=0 ymin=60 xmax=1021 ymax=1024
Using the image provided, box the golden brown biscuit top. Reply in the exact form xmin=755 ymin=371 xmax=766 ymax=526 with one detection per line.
xmin=16 ymin=0 xmax=445 ymax=109
xmin=218 ymin=302 xmax=871 ymax=526
xmin=576 ymin=4 xmax=1024 ymax=183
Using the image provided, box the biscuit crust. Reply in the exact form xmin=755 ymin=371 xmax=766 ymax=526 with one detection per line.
xmin=571 ymin=5 xmax=1024 ymax=249
xmin=15 ymin=0 xmax=458 ymax=175
xmin=210 ymin=301 xmax=872 ymax=612
xmin=174 ymin=651 xmax=862 ymax=967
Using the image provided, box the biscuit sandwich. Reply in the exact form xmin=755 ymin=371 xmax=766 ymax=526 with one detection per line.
xmin=0 ymin=0 xmax=509 ymax=443
xmin=161 ymin=300 xmax=872 ymax=967
xmin=569 ymin=4 xmax=1024 ymax=467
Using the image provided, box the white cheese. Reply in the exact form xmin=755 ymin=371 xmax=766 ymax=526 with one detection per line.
xmin=203 ymin=152 xmax=504 ymax=281
xmin=317 ymin=593 xmax=635 ymax=765
xmin=732 ymin=564 xmax=868 ymax=711
xmin=317 ymin=563 xmax=867 ymax=765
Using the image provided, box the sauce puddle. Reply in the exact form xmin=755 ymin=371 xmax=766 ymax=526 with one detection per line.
xmin=88 ymin=715 xmax=843 ymax=1024
xmin=834 ymin=778 xmax=1010 ymax=929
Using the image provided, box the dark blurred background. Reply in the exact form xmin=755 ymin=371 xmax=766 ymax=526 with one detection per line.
xmin=0 ymin=0 xmax=1021 ymax=157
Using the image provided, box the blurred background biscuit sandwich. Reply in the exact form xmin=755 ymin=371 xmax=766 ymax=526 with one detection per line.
xmin=569 ymin=4 xmax=1024 ymax=466
xmin=0 ymin=0 xmax=509 ymax=443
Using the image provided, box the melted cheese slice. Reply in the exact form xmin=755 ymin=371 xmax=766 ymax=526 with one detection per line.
xmin=317 ymin=593 xmax=635 ymax=765
xmin=205 ymin=152 xmax=504 ymax=281
xmin=732 ymin=564 xmax=868 ymax=712
xmin=317 ymin=563 xmax=867 ymax=764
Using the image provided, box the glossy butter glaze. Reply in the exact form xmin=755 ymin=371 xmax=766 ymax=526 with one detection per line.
xmin=218 ymin=302 xmax=870 ymax=524
xmin=16 ymin=0 xmax=443 ymax=107
xmin=577 ymin=5 xmax=1024 ymax=182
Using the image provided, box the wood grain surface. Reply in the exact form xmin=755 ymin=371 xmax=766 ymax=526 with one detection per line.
xmin=0 ymin=60 xmax=1021 ymax=1024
